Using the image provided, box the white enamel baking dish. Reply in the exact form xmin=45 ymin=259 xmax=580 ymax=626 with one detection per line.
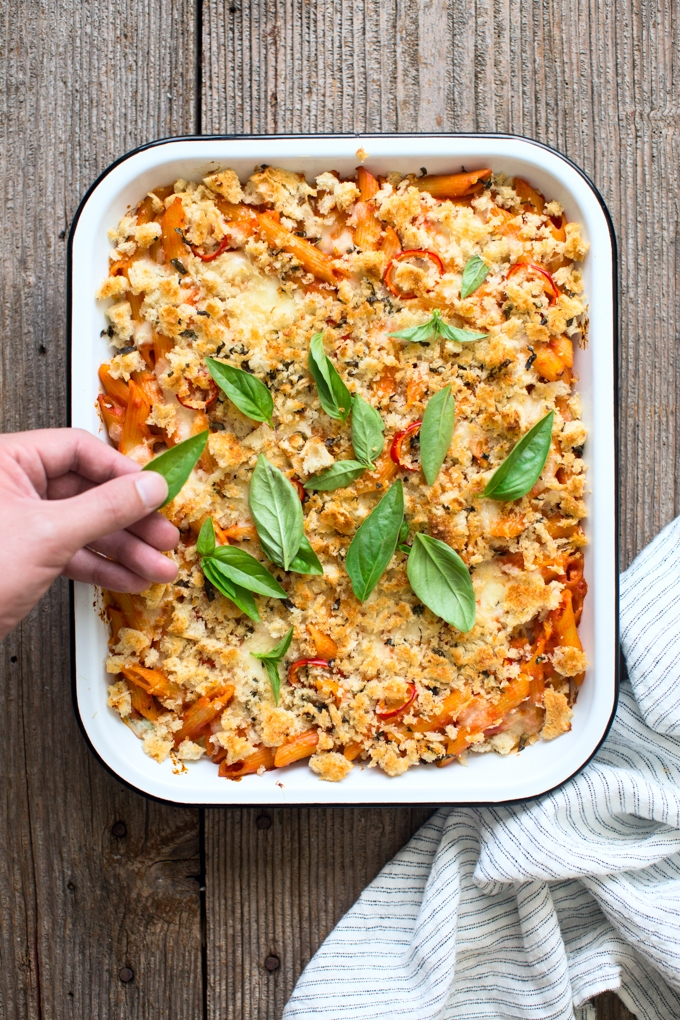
xmin=69 ymin=134 xmax=618 ymax=806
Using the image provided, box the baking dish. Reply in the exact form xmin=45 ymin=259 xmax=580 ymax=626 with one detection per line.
xmin=69 ymin=134 xmax=618 ymax=806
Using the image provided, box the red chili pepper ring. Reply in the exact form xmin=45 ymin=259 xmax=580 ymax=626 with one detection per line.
xmin=190 ymin=235 xmax=232 ymax=262
xmin=390 ymin=421 xmax=422 ymax=471
xmin=506 ymin=262 xmax=559 ymax=305
xmin=383 ymin=249 xmax=445 ymax=300
xmin=375 ymin=682 xmax=417 ymax=720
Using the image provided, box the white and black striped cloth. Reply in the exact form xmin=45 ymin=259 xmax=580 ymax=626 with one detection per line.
xmin=284 ymin=517 xmax=680 ymax=1020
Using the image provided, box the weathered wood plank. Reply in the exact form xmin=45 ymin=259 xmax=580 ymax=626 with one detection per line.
xmin=204 ymin=1 xmax=679 ymax=1018
xmin=0 ymin=2 xmax=201 ymax=1017
xmin=206 ymin=807 xmax=433 ymax=1019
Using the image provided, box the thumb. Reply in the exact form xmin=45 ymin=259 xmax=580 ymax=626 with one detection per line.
xmin=47 ymin=471 xmax=169 ymax=554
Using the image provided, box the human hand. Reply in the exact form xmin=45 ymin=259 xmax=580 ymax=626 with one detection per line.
xmin=0 ymin=428 xmax=179 ymax=638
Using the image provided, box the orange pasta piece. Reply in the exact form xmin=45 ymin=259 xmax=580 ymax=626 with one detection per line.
xmin=353 ymin=202 xmax=382 ymax=250
xmin=437 ymin=676 xmax=531 ymax=764
xmin=132 ymin=370 xmax=164 ymax=406
xmin=549 ymin=334 xmax=573 ymax=368
xmin=99 ymin=364 xmax=130 ymax=406
xmin=109 ymin=592 xmax=147 ymax=632
xmin=223 ymin=523 xmax=258 ymax=543
xmin=307 ymin=625 xmax=338 ymax=660
xmin=532 ymin=347 xmax=566 ymax=382
xmin=415 ymin=168 xmax=492 ymax=199
xmin=380 ymin=226 xmax=402 ymax=262
xmin=524 ymin=636 xmax=547 ymax=705
xmin=119 ymin=379 xmax=153 ymax=458
xmin=120 ymin=665 xmax=183 ymax=703
xmin=410 ymin=688 xmax=472 ymax=734
xmin=357 ymin=166 xmax=380 ymax=201
xmin=97 ymin=394 xmax=126 ymax=445
xmin=128 ymin=681 xmax=160 ymax=722
xmin=153 ymin=331 xmax=175 ymax=364
xmin=257 ymin=211 xmax=342 ymax=286
xmin=513 ymin=177 xmax=545 ymax=214
xmin=219 ymin=746 xmax=276 ymax=779
xmin=160 ymin=196 xmax=187 ymax=265
xmin=274 ymin=730 xmax=319 ymax=768
xmin=343 ymin=741 xmax=364 ymax=761
xmin=106 ymin=606 xmax=127 ymax=645
xmin=174 ymin=687 xmax=234 ymax=746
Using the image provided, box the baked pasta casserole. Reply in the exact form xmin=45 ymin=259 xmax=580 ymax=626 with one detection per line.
xmin=98 ymin=163 xmax=589 ymax=782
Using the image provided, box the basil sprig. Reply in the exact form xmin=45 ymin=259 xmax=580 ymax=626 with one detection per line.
xmin=406 ymin=533 xmax=476 ymax=631
xmin=308 ymin=334 xmax=353 ymax=422
xmin=203 ymin=558 xmax=261 ymax=622
xmin=142 ymin=430 xmax=209 ymax=506
xmin=390 ymin=308 xmax=487 ymax=345
xmin=196 ymin=518 xmax=288 ymax=622
xmin=305 ymin=394 xmax=384 ymax=492
xmin=251 ymin=627 xmax=293 ymax=705
xmin=460 ymin=255 xmax=490 ymax=298
xmin=249 ymin=454 xmax=304 ymax=571
xmin=351 ymin=394 xmax=384 ymax=467
xmin=483 ymin=411 xmax=554 ymax=501
xmin=420 ymin=384 xmax=455 ymax=486
xmin=346 ymin=481 xmax=404 ymax=602
xmin=206 ymin=357 xmax=274 ymax=424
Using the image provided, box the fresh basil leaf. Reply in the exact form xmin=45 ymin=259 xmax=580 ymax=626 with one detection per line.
xmin=210 ymin=546 xmax=288 ymax=598
xmin=262 ymin=660 xmax=284 ymax=705
xmin=206 ymin=357 xmax=274 ymax=424
xmin=289 ymin=535 xmax=324 ymax=575
xmin=251 ymin=627 xmax=294 ymax=662
xmin=437 ymin=322 xmax=488 ymax=344
xmin=346 ymin=481 xmax=404 ymax=602
xmin=390 ymin=309 xmax=487 ymax=345
xmin=203 ymin=558 xmax=261 ymax=622
xmin=249 ymin=454 xmax=304 ymax=571
xmin=483 ymin=411 xmax=554 ymax=501
xmin=304 ymin=460 xmax=366 ymax=492
xmin=308 ymin=333 xmax=353 ymax=422
xmin=196 ymin=517 xmax=216 ymax=556
xmin=389 ymin=317 xmax=439 ymax=343
xmin=420 ymin=385 xmax=455 ymax=486
xmin=399 ymin=520 xmax=409 ymax=545
xmin=142 ymin=430 xmax=209 ymax=506
xmin=406 ymin=533 xmax=476 ymax=631
xmin=460 ymin=255 xmax=490 ymax=298
xmin=251 ymin=627 xmax=294 ymax=705
xmin=351 ymin=394 xmax=384 ymax=467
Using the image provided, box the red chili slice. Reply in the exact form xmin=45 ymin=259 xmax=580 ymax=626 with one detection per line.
xmin=383 ymin=249 xmax=445 ymax=300
xmin=288 ymin=658 xmax=333 ymax=688
xmin=375 ymin=682 xmax=417 ymax=720
xmin=291 ymin=478 xmax=307 ymax=503
xmin=389 ymin=420 xmax=422 ymax=471
xmin=506 ymin=262 xmax=559 ymax=305
xmin=177 ymin=377 xmax=219 ymax=410
xmin=190 ymin=235 xmax=231 ymax=262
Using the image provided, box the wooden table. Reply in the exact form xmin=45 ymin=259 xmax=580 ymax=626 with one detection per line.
xmin=3 ymin=1 xmax=674 ymax=1016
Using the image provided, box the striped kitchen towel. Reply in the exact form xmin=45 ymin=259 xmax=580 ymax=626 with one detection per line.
xmin=284 ymin=517 xmax=680 ymax=1020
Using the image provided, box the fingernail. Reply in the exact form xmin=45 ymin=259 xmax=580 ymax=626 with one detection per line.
xmin=135 ymin=471 xmax=168 ymax=509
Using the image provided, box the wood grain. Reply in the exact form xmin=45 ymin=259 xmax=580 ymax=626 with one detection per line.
xmin=203 ymin=1 xmax=680 ymax=1017
xmin=206 ymin=807 xmax=433 ymax=1019
xmin=0 ymin=2 xmax=201 ymax=1018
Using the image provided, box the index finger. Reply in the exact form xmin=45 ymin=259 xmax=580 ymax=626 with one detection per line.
xmin=3 ymin=428 xmax=141 ymax=485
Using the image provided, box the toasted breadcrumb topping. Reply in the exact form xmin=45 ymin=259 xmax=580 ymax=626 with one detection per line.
xmin=97 ymin=166 xmax=589 ymax=782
